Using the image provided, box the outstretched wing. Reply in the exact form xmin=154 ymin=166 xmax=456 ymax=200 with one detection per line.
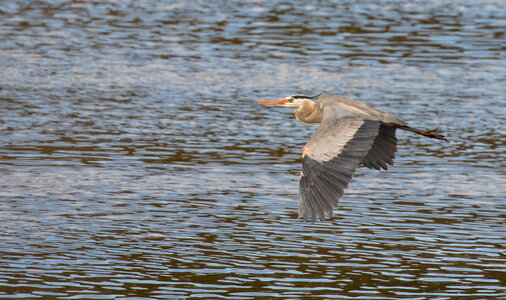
xmin=361 ymin=124 xmax=398 ymax=170
xmin=299 ymin=107 xmax=380 ymax=222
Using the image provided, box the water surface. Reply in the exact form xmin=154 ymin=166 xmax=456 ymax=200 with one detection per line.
xmin=0 ymin=0 xmax=505 ymax=298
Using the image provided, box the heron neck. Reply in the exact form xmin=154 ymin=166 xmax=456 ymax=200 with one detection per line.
xmin=295 ymin=100 xmax=321 ymax=125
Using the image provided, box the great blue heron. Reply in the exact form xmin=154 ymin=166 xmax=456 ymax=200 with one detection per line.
xmin=259 ymin=93 xmax=446 ymax=223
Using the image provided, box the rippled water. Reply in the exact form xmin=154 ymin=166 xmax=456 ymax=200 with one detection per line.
xmin=1 ymin=0 xmax=505 ymax=298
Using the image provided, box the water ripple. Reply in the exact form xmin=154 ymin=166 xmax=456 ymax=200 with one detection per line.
xmin=1 ymin=0 xmax=505 ymax=298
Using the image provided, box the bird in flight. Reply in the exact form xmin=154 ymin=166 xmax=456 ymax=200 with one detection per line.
xmin=259 ymin=93 xmax=447 ymax=223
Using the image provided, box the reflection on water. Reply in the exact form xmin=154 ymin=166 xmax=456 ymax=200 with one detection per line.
xmin=1 ymin=0 xmax=505 ymax=298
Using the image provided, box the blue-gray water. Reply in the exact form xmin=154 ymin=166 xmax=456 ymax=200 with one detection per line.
xmin=1 ymin=1 xmax=505 ymax=299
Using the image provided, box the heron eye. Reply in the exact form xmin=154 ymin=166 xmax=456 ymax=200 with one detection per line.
xmin=288 ymin=98 xmax=294 ymax=102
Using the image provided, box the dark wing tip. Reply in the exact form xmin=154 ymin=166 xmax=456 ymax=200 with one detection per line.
xmin=298 ymin=120 xmax=379 ymax=223
xmin=361 ymin=125 xmax=398 ymax=171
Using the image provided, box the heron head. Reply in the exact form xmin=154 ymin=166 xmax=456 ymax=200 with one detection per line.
xmin=258 ymin=94 xmax=318 ymax=108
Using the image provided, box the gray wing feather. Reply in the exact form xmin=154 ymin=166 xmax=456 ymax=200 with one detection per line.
xmin=361 ymin=124 xmax=398 ymax=170
xmin=299 ymin=107 xmax=380 ymax=222
xmin=317 ymin=94 xmax=408 ymax=126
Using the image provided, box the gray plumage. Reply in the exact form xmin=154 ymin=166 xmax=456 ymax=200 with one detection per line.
xmin=258 ymin=93 xmax=446 ymax=223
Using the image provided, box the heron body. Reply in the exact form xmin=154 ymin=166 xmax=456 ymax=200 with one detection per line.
xmin=258 ymin=93 xmax=446 ymax=223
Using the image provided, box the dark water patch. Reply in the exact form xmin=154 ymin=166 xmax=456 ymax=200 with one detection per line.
xmin=0 ymin=0 xmax=505 ymax=298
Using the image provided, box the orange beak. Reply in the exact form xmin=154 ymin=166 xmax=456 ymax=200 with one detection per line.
xmin=258 ymin=98 xmax=288 ymax=105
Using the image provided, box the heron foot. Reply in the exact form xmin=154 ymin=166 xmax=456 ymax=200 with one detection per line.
xmin=422 ymin=128 xmax=448 ymax=141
